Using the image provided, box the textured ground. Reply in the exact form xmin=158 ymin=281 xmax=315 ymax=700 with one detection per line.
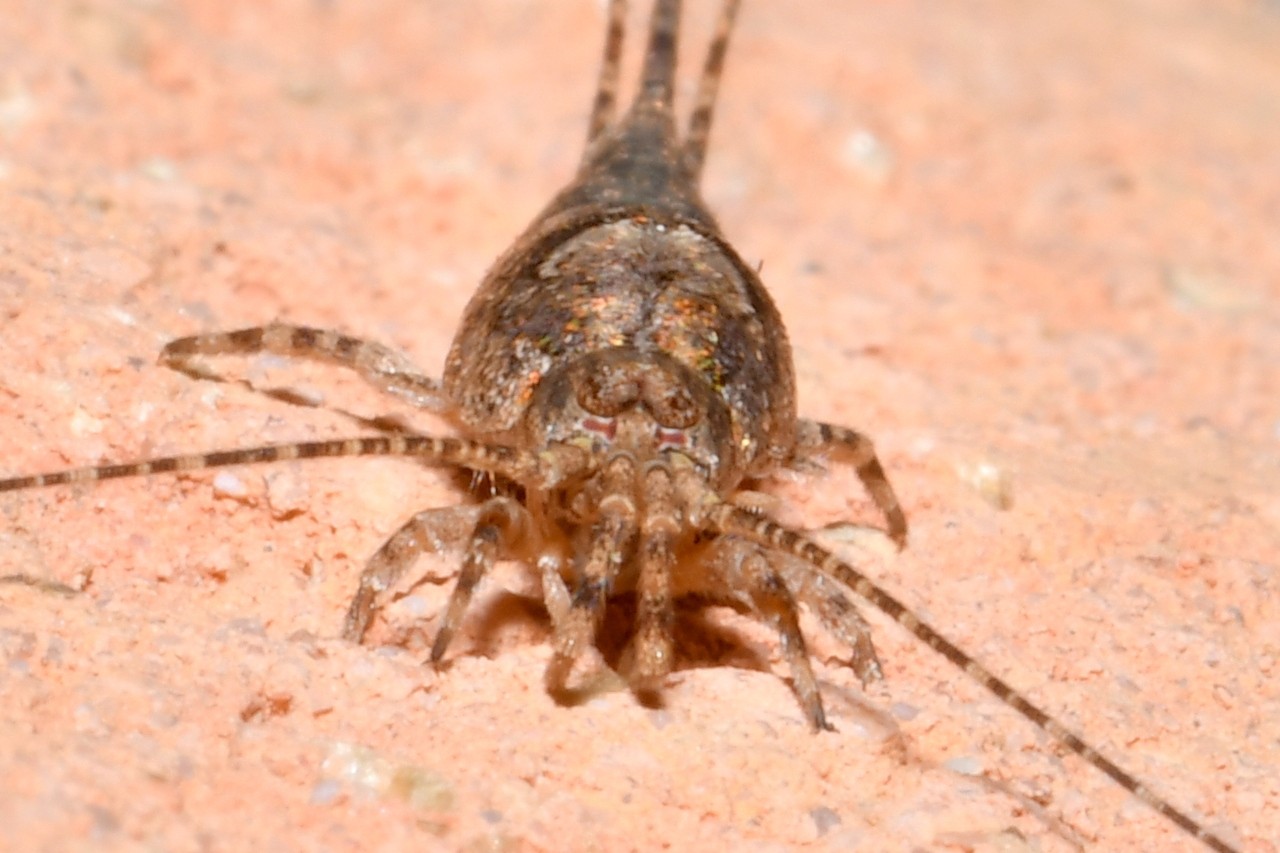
xmin=1 ymin=1 xmax=1277 ymax=851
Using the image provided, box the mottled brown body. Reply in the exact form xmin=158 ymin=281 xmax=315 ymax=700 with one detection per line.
xmin=0 ymin=2 xmax=1238 ymax=851
xmin=448 ymin=215 xmax=793 ymax=487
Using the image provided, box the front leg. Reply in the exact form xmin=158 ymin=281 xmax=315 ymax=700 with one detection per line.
xmin=161 ymin=322 xmax=448 ymax=412
xmin=792 ymin=419 xmax=907 ymax=548
xmin=341 ymin=497 xmax=535 ymax=655
xmin=771 ymin=552 xmax=884 ymax=686
xmin=544 ymin=453 xmax=638 ymax=697
xmin=694 ymin=536 xmax=833 ymax=731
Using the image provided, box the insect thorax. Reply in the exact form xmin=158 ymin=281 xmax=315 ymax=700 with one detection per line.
xmin=444 ymin=209 xmax=798 ymax=489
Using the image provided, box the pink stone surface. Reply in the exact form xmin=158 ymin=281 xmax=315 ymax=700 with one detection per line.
xmin=1 ymin=2 xmax=1276 ymax=850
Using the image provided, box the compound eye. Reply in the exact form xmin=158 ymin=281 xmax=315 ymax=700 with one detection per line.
xmin=578 ymin=367 xmax=640 ymax=416
xmin=648 ymin=383 xmax=698 ymax=429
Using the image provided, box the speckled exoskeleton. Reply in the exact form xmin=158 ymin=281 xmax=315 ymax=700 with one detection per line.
xmin=0 ymin=2 xmax=1237 ymax=850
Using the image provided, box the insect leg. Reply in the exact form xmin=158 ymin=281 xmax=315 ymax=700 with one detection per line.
xmin=585 ymin=0 xmax=628 ymax=145
xmin=680 ymin=0 xmax=742 ymax=181
xmin=626 ymin=461 xmax=679 ymax=684
xmin=161 ymin=323 xmax=447 ymax=412
xmin=544 ymin=452 xmax=638 ymax=695
xmin=772 ymin=555 xmax=884 ymax=685
xmin=793 ymin=418 xmax=907 ymax=548
xmin=339 ymin=502 xmax=486 ymax=643
xmin=427 ymin=496 xmax=532 ymax=662
xmin=701 ymin=536 xmax=830 ymax=730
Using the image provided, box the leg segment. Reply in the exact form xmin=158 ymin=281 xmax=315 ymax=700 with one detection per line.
xmin=161 ymin=323 xmax=448 ymax=411
xmin=701 ymin=537 xmax=830 ymax=730
xmin=772 ymin=555 xmax=883 ymax=685
xmin=429 ymin=497 xmax=532 ymax=662
xmin=585 ymin=0 xmax=627 ymax=145
xmin=793 ymin=419 xmax=907 ymax=548
xmin=544 ymin=453 xmax=638 ymax=695
xmin=626 ymin=461 xmax=680 ymax=685
xmin=340 ymin=497 xmax=527 ymax=644
xmin=680 ymin=0 xmax=742 ymax=181
xmin=539 ymin=551 xmax=573 ymax=631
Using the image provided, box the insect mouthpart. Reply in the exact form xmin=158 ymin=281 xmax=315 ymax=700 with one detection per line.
xmin=520 ymin=346 xmax=736 ymax=489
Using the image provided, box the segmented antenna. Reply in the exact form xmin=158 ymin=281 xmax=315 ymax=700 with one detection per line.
xmin=708 ymin=504 xmax=1238 ymax=853
xmin=0 ymin=437 xmax=536 ymax=494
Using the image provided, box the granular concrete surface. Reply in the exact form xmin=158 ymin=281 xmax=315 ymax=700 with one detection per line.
xmin=1 ymin=1 xmax=1276 ymax=851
